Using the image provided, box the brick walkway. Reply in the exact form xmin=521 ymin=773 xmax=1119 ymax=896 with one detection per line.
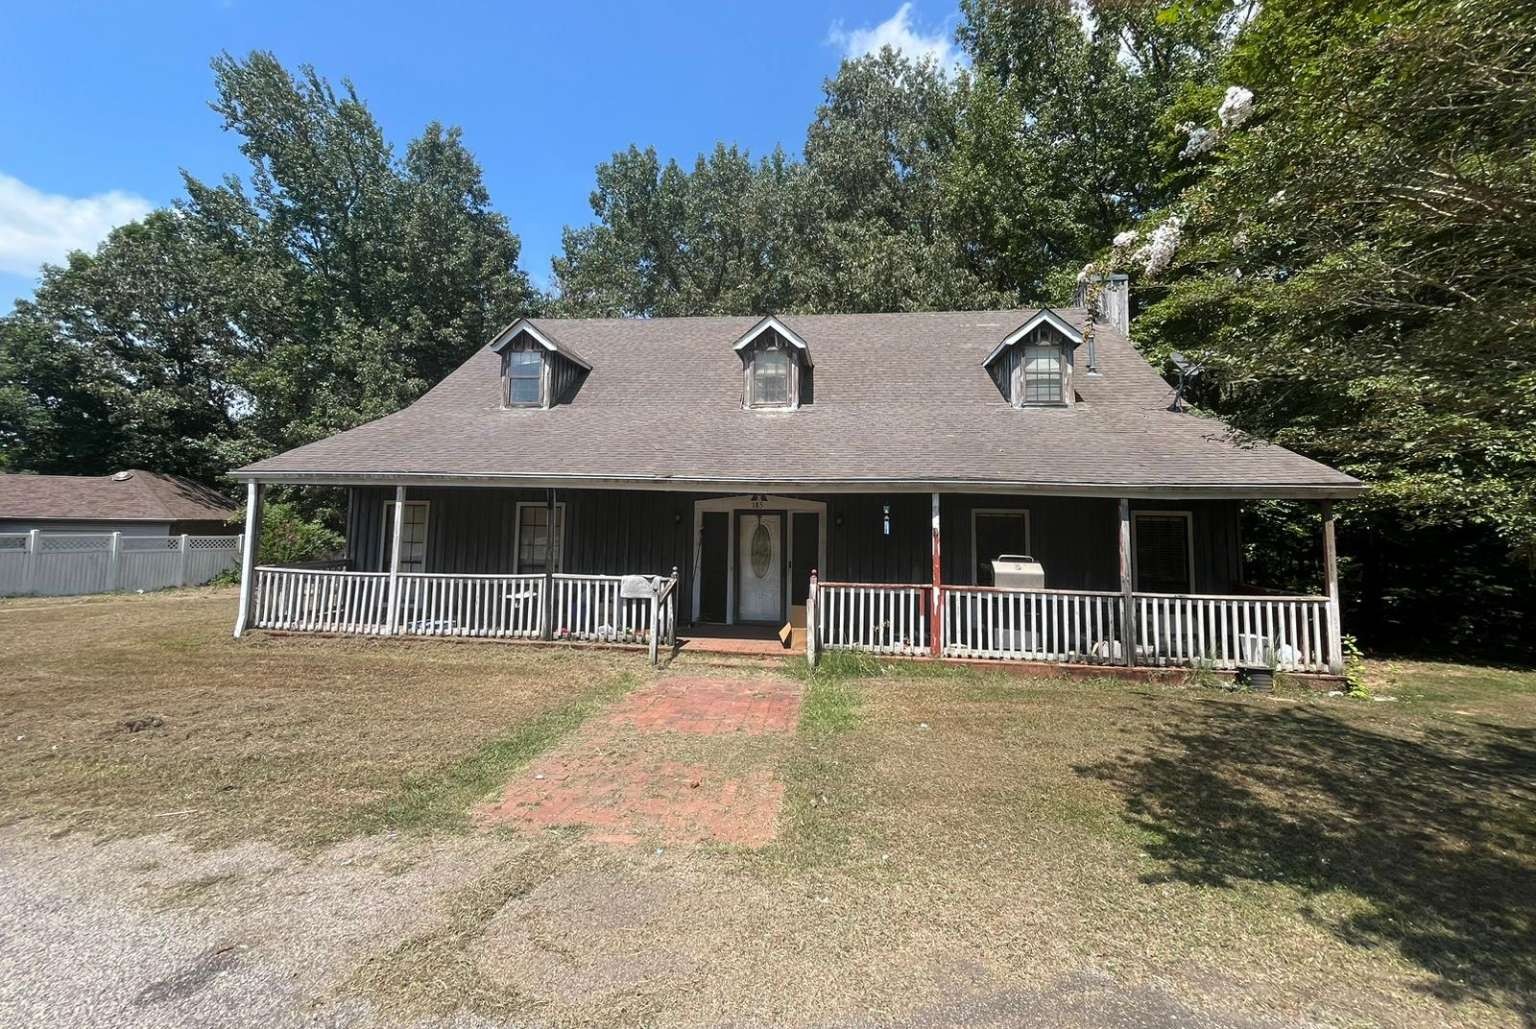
xmin=478 ymin=677 xmax=802 ymax=847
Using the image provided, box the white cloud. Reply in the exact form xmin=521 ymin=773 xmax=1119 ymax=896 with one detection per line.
xmin=0 ymin=172 xmax=153 ymax=277
xmin=827 ymin=3 xmax=962 ymax=72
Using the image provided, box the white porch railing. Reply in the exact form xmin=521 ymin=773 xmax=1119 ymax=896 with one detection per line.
xmin=249 ymin=566 xmax=679 ymax=660
xmin=808 ymin=579 xmax=1336 ymax=674
xmin=551 ymin=574 xmax=652 ymax=643
xmin=1132 ymin=592 xmax=1331 ymax=673
xmin=815 ymin=581 xmax=930 ymax=656
xmin=941 ymin=586 xmax=1125 ymax=663
xmin=253 ymin=567 xmax=390 ymax=633
xmin=397 ymin=573 xmax=545 ymax=638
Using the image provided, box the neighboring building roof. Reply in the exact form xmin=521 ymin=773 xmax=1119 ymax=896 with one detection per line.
xmin=0 ymin=470 xmax=237 ymax=523
xmin=235 ymin=308 xmax=1364 ymax=499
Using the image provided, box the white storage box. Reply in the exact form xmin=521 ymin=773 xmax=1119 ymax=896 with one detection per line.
xmin=992 ymin=555 xmax=1045 ymax=590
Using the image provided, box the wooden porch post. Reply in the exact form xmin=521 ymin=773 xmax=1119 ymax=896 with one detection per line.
xmin=385 ymin=485 xmax=406 ymax=635
xmin=806 ymin=569 xmax=818 ymax=667
xmin=930 ymin=492 xmax=942 ymax=657
xmin=233 ymin=481 xmax=264 ymax=637
xmin=541 ymin=487 xmax=556 ymax=640
xmin=1322 ymin=500 xmax=1344 ymax=674
xmin=1118 ymin=498 xmax=1135 ymax=666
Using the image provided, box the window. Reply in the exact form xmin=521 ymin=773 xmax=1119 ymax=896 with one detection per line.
xmin=750 ymin=346 xmax=792 ymax=408
xmin=1022 ymin=341 xmax=1064 ymax=404
xmin=381 ymin=501 xmax=429 ymax=572
xmin=505 ymin=348 xmax=543 ymax=406
xmin=971 ymin=509 xmax=1030 ymax=585
xmin=1134 ymin=512 xmax=1193 ymax=594
xmin=515 ymin=502 xmax=565 ymax=573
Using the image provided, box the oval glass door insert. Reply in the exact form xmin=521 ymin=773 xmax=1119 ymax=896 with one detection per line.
xmin=750 ymin=521 xmax=773 ymax=579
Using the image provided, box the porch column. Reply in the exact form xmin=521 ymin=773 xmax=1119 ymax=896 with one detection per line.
xmin=541 ymin=487 xmax=556 ymax=640
xmin=930 ymin=491 xmax=942 ymax=657
xmin=385 ymin=485 xmax=406 ymax=635
xmin=233 ymin=481 xmax=264 ymax=637
xmin=1118 ymin=498 xmax=1135 ymax=666
xmin=1322 ymin=500 xmax=1344 ymax=674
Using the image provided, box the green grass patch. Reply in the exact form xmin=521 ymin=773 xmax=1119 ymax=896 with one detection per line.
xmin=341 ymin=672 xmax=638 ymax=838
xmin=787 ymin=649 xmax=979 ymax=684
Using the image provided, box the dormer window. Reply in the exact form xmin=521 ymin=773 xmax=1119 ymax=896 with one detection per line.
xmin=983 ymin=308 xmax=1084 ymax=409
xmin=489 ymin=318 xmax=592 ymax=410
xmin=1022 ymin=338 xmax=1064 ymax=404
xmin=750 ymin=343 xmax=792 ymax=407
xmin=733 ymin=315 xmax=812 ymax=412
xmin=505 ymin=348 xmax=543 ymax=406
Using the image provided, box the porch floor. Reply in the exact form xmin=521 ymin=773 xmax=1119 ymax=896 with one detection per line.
xmin=676 ymin=623 xmax=793 ymax=657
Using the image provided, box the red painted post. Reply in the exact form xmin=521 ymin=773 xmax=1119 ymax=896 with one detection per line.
xmin=930 ymin=492 xmax=942 ymax=657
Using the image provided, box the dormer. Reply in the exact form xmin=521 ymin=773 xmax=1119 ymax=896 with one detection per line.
xmin=489 ymin=319 xmax=591 ymax=409
xmin=982 ymin=309 xmax=1084 ymax=408
xmin=733 ymin=315 xmax=812 ymax=411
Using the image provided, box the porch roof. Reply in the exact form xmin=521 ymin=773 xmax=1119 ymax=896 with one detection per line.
xmin=234 ymin=309 xmax=1363 ymax=499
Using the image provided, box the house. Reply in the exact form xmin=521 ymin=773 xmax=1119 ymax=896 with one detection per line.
xmin=0 ymin=469 xmax=237 ymax=535
xmin=0 ymin=471 xmax=242 ymax=598
xmin=230 ymin=303 xmax=1362 ymax=674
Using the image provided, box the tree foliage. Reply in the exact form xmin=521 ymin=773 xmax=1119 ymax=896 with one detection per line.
xmin=0 ymin=51 xmax=533 ymax=480
xmin=1109 ymin=0 xmax=1536 ymax=650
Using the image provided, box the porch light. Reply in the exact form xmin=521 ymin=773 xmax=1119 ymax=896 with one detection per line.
xmin=882 ymin=505 xmax=891 ymax=536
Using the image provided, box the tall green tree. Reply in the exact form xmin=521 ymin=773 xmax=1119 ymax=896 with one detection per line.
xmin=551 ymin=143 xmax=804 ymax=316
xmin=1119 ymin=0 xmax=1536 ymax=652
xmin=0 ymin=211 xmax=248 ymax=479
xmin=0 ymin=51 xmax=534 ymax=481
xmin=949 ymin=0 xmax=1244 ymax=297
xmin=183 ymin=51 xmax=534 ymax=450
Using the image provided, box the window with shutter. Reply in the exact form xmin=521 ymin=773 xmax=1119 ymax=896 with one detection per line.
xmin=1134 ymin=512 xmax=1193 ymax=594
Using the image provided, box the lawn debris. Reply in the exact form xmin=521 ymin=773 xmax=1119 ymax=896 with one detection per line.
xmin=119 ymin=715 xmax=166 ymax=734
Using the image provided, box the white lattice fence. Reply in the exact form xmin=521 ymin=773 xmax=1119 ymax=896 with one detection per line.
xmin=0 ymin=531 xmax=242 ymax=598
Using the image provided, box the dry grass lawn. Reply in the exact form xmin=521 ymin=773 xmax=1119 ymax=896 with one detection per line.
xmin=3 ymin=589 xmax=1534 ymax=1027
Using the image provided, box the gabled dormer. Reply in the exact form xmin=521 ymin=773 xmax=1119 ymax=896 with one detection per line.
xmin=732 ymin=316 xmax=812 ymax=411
xmin=983 ymin=309 xmax=1084 ymax=408
xmin=489 ymin=319 xmax=591 ymax=409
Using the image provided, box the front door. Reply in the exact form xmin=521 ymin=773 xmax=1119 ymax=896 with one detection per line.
xmin=735 ymin=511 xmax=784 ymax=623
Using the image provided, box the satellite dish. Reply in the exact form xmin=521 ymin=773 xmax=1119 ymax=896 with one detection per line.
xmin=111 ymin=471 xmax=134 ymax=482
xmin=1168 ymin=353 xmax=1205 ymax=412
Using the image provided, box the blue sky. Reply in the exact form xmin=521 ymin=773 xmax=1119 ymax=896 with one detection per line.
xmin=0 ymin=1 xmax=962 ymax=309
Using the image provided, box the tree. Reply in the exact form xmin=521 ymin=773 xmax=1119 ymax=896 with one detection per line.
xmin=551 ymin=143 xmax=803 ymax=316
xmin=1117 ymin=0 xmax=1536 ymax=654
xmin=0 ymin=211 xmax=247 ymax=480
xmin=0 ymin=51 xmax=535 ymax=484
xmin=949 ymin=0 xmax=1246 ymax=298
xmin=183 ymin=51 xmax=535 ymax=452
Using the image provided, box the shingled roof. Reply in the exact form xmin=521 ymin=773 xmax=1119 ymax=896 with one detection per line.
xmin=0 ymin=470 xmax=237 ymax=522
xmin=235 ymin=309 xmax=1362 ymax=499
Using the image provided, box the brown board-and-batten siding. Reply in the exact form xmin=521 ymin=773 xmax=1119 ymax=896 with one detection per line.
xmin=345 ymin=487 xmax=692 ymax=580
xmin=344 ymin=487 xmax=1245 ymax=603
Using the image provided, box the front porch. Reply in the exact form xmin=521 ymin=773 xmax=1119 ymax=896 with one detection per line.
xmin=233 ymin=484 xmax=1343 ymax=676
